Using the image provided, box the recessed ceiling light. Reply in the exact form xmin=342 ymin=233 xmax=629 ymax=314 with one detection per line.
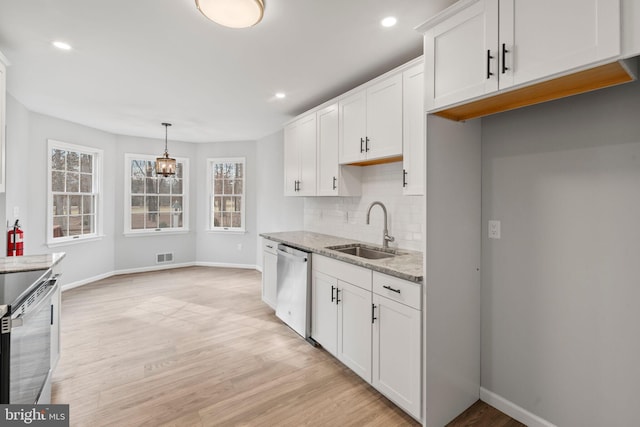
xmin=275 ymin=92 xmax=286 ymax=99
xmin=52 ymin=41 xmax=72 ymax=50
xmin=381 ymin=16 xmax=397 ymax=27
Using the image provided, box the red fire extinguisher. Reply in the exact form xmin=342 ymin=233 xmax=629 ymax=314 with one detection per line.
xmin=7 ymin=220 xmax=24 ymax=257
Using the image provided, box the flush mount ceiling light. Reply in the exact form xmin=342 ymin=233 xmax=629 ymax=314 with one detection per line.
xmin=195 ymin=0 xmax=264 ymax=28
xmin=156 ymin=123 xmax=176 ymax=177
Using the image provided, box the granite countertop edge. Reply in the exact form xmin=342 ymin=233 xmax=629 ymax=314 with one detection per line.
xmin=260 ymin=231 xmax=423 ymax=283
xmin=0 ymin=252 xmax=66 ymax=274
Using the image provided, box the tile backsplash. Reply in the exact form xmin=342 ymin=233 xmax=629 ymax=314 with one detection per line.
xmin=304 ymin=162 xmax=424 ymax=252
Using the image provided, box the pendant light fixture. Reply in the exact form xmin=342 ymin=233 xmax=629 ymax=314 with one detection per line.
xmin=156 ymin=123 xmax=176 ymax=177
xmin=195 ymin=0 xmax=264 ymax=28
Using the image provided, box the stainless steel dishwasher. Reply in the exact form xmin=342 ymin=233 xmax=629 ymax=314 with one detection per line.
xmin=276 ymin=244 xmax=311 ymax=339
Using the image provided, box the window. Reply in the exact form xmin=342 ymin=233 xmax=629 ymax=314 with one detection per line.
xmin=47 ymin=140 xmax=103 ymax=245
xmin=124 ymin=154 xmax=189 ymax=234
xmin=208 ymin=158 xmax=245 ymax=231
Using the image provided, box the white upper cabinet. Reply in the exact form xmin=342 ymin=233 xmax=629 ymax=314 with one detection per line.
xmin=423 ymin=0 xmax=622 ymax=113
xmin=284 ymin=113 xmax=316 ymax=196
xmin=339 ymin=73 xmax=402 ymax=164
xmin=402 ymin=63 xmax=425 ymax=196
xmin=316 ymin=103 xmax=361 ymax=197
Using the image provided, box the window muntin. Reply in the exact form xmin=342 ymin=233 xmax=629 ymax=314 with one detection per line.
xmin=48 ymin=140 xmax=102 ymax=244
xmin=209 ymin=158 xmax=245 ymax=231
xmin=125 ymin=154 xmax=188 ymax=233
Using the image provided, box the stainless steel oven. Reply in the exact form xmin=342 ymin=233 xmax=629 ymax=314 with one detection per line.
xmin=0 ymin=268 xmax=59 ymax=404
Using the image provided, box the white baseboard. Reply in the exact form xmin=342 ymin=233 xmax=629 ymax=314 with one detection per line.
xmin=480 ymin=387 xmax=557 ymax=427
xmin=194 ymin=261 xmax=258 ymax=270
xmin=61 ymin=262 xmax=258 ymax=292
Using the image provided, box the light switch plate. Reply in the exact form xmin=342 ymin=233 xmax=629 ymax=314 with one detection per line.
xmin=488 ymin=220 xmax=501 ymax=239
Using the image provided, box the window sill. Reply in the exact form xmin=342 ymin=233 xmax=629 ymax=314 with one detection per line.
xmin=206 ymin=229 xmax=247 ymax=235
xmin=124 ymin=229 xmax=190 ymax=237
xmin=47 ymin=235 xmax=105 ymax=248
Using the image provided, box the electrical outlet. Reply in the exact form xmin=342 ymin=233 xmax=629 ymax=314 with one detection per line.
xmin=488 ymin=220 xmax=501 ymax=239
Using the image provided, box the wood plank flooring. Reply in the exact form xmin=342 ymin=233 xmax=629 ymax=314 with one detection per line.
xmin=52 ymin=266 xmax=521 ymax=427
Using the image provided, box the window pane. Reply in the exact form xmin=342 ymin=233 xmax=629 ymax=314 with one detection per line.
xmin=146 ymin=196 xmax=158 ymax=212
xmin=69 ymin=195 xmax=82 ymax=215
xmin=213 ymin=196 xmax=221 ymax=212
xmin=80 ymin=174 xmax=92 ymax=193
xmin=233 ymin=180 xmax=243 ymax=195
xmin=231 ymin=212 xmax=241 ymax=228
xmin=146 ymin=177 xmax=157 ymax=194
xmin=81 ymin=153 xmax=93 ymax=173
xmin=235 ymin=163 xmax=243 ymax=178
xmin=67 ymin=152 xmax=79 ymax=172
xmin=176 ymin=163 xmax=183 ymax=179
xmin=53 ymin=217 xmax=68 ymax=237
xmin=68 ymin=216 xmax=82 ymax=236
xmin=171 ymin=197 xmax=183 ymax=212
xmin=158 ymin=213 xmax=171 ymax=228
xmin=222 ymin=212 xmax=231 ymax=227
xmin=172 ymin=212 xmax=183 ymax=228
xmin=52 ymin=172 xmax=65 ymax=192
xmin=82 ymin=215 xmax=95 ymax=234
xmin=131 ymin=214 xmax=145 ymax=230
xmin=66 ymin=173 xmax=79 ymax=193
xmin=223 ymin=179 xmax=234 ymax=194
xmin=53 ymin=195 xmax=68 ymax=216
xmin=146 ymin=213 xmax=158 ymax=228
xmin=83 ymin=195 xmax=94 ymax=214
xmin=52 ymin=150 xmax=66 ymax=170
xmin=158 ymin=178 xmax=171 ymax=194
xmin=172 ymin=179 xmax=183 ymax=195
xmin=214 ymin=179 xmax=223 ymax=194
xmin=233 ymin=197 xmax=241 ymax=212
xmin=145 ymin=161 xmax=155 ymax=177
xmin=131 ymin=176 xmax=144 ymax=194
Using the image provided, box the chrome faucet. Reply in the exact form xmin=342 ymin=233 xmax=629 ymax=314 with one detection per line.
xmin=366 ymin=201 xmax=395 ymax=249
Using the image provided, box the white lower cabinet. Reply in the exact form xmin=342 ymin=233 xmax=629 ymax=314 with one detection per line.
xmin=337 ymin=280 xmax=372 ymax=382
xmin=372 ymin=293 xmax=421 ymax=419
xmin=311 ymin=255 xmax=422 ymax=421
xmin=261 ymin=238 xmax=278 ymax=309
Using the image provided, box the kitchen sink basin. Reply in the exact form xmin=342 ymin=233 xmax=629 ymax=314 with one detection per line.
xmin=325 ymin=244 xmax=398 ymax=260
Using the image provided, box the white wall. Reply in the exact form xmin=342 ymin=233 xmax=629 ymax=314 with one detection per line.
xmin=255 ymin=130 xmax=304 ymax=267
xmin=481 ymin=79 xmax=640 ymax=426
xmin=113 ymin=134 xmax=198 ymax=271
xmin=18 ymin=111 xmax=117 ymax=286
xmin=304 ymin=161 xmax=424 ymax=251
xmin=195 ymin=140 xmax=258 ymax=268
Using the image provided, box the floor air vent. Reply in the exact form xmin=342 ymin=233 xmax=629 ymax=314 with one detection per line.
xmin=156 ymin=253 xmax=174 ymax=264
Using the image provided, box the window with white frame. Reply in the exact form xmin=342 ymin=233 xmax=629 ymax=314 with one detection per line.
xmin=208 ymin=158 xmax=245 ymax=231
xmin=124 ymin=154 xmax=189 ymax=234
xmin=48 ymin=140 xmax=103 ymax=245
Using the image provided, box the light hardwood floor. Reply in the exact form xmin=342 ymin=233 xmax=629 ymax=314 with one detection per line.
xmin=52 ymin=266 xmax=521 ymax=427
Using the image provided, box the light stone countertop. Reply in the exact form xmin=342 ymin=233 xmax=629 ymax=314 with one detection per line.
xmin=259 ymin=231 xmax=423 ymax=283
xmin=0 ymin=252 xmax=66 ymax=274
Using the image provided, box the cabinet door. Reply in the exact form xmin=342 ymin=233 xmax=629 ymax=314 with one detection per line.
xmin=339 ymin=90 xmax=367 ymax=164
xmin=316 ymin=104 xmax=339 ymax=196
xmin=337 ymin=280 xmax=372 ymax=383
xmin=283 ymin=121 xmax=300 ymax=196
xmin=402 ymin=63 xmax=425 ymax=196
xmin=297 ymin=114 xmax=317 ymax=196
xmin=372 ymin=294 xmax=422 ymax=419
xmin=499 ymin=0 xmax=620 ymax=90
xmin=262 ymin=249 xmax=278 ymax=310
xmin=366 ymin=73 xmax=403 ymax=160
xmin=311 ymin=270 xmax=338 ymax=356
xmin=425 ymin=0 xmax=499 ymax=110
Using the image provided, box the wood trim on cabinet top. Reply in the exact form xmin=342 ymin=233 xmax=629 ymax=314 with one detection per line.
xmin=432 ymin=59 xmax=637 ymax=122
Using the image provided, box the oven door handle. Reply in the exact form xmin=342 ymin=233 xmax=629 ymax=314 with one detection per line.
xmin=11 ymin=279 xmax=59 ymax=329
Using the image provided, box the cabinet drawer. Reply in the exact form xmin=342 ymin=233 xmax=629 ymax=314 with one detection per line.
xmin=262 ymin=238 xmax=278 ymax=255
xmin=313 ymin=254 xmax=372 ymax=291
xmin=373 ymin=272 xmax=421 ymax=310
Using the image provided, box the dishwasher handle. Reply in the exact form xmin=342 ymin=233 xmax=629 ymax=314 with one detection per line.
xmin=277 ymin=248 xmax=308 ymax=263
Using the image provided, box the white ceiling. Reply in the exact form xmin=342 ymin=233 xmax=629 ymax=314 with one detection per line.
xmin=0 ymin=0 xmax=455 ymax=143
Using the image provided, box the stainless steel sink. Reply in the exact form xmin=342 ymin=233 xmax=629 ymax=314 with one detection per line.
xmin=325 ymin=244 xmax=398 ymax=260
